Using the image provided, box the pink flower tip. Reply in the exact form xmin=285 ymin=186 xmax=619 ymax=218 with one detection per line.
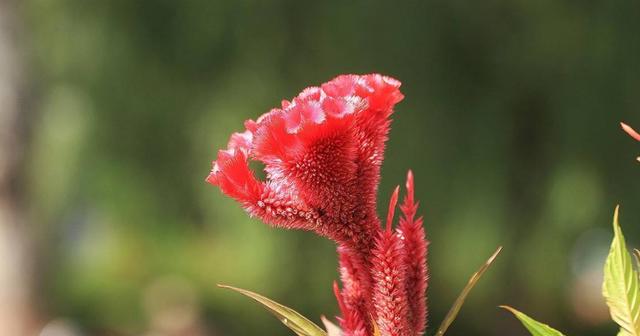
xmin=621 ymin=122 xmax=640 ymax=142
xmin=405 ymin=170 xmax=414 ymax=199
xmin=386 ymin=185 xmax=400 ymax=232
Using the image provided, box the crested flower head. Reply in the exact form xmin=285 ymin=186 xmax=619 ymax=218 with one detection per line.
xmin=207 ymin=74 xmax=404 ymax=250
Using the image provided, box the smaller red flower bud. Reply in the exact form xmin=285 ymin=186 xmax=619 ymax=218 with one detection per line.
xmin=334 ymin=280 xmax=368 ymax=336
xmin=337 ymin=246 xmax=371 ymax=336
xmin=371 ymin=229 xmax=410 ymax=336
xmin=398 ymin=170 xmax=429 ymax=335
xmin=369 ymin=188 xmax=411 ymax=336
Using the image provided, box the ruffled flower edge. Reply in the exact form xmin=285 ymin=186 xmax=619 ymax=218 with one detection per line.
xmin=206 ymin=73 xmax=404 ymax=204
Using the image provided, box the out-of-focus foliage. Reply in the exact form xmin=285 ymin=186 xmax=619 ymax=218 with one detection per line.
xmin=504 ymin=207 xmax=640 ymax=336
xmin=19 ymin=0 xmax=640 ymax=335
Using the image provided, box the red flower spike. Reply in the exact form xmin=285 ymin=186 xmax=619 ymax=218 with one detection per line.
xmin=371 ymin=229 xmax=410 ymax=336
xmin=337 ymin=245 xmax=372 ymax=336
xmin=207 ymin=74 xmax=404 ymax=251
xmin=333 ymin=280 xmax=368 ymax=335
xmin=398 ymin=170 xmax=429 ymax=335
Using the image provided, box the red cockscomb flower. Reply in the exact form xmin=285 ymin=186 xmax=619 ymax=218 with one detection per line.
xmin=207 ymin=74 xmax=428 ymax=336
xmin=207 ymin=74 xmax=404 ymax=251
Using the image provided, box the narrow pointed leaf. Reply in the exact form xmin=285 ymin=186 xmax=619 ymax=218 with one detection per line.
xmin=603 ymin=206 xmax=640 ymax=336
xmin=218 ymin=284 xmax=327 ymax=336
xmin=500 ymin=306 xmax=565 ymax=336
xmin=321 ymin=316 xmax=343 ymax=336
xmin=434 ymin=246 xmax=502 ymax=336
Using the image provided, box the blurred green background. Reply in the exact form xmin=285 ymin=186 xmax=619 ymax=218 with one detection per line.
xmin=4 ymin=0 xmax=640 ymax=335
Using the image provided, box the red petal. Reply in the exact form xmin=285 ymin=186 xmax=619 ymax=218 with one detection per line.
xmin=206 ymin=149 xmax=263 ymax=205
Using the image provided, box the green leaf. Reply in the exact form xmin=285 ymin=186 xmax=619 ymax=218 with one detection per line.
xmin=500 ymin=306 xmax=566 ymax=336
xmin=603 ymin=206 xmax=640 ymax=336
xmin=218 ymin=284 xmax=327 ymax=336
xmin=434 ymin=246 xmax=502 ymax=336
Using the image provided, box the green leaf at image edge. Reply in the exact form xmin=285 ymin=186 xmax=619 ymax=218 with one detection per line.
xmin=500 ymin=306 xmax=565 ymax=336
xmin=218 ymin=284 xmax=327 ymax=336
xmin=603 ymin=206 xmax=640 ymax=336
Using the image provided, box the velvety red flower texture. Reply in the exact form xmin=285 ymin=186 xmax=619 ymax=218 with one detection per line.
xmin=207 ymin=74 xmax=428 ymax=336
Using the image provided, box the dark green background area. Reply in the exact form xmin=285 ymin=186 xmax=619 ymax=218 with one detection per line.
xmin=20 ymin=0 xmax=640 ymax=335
